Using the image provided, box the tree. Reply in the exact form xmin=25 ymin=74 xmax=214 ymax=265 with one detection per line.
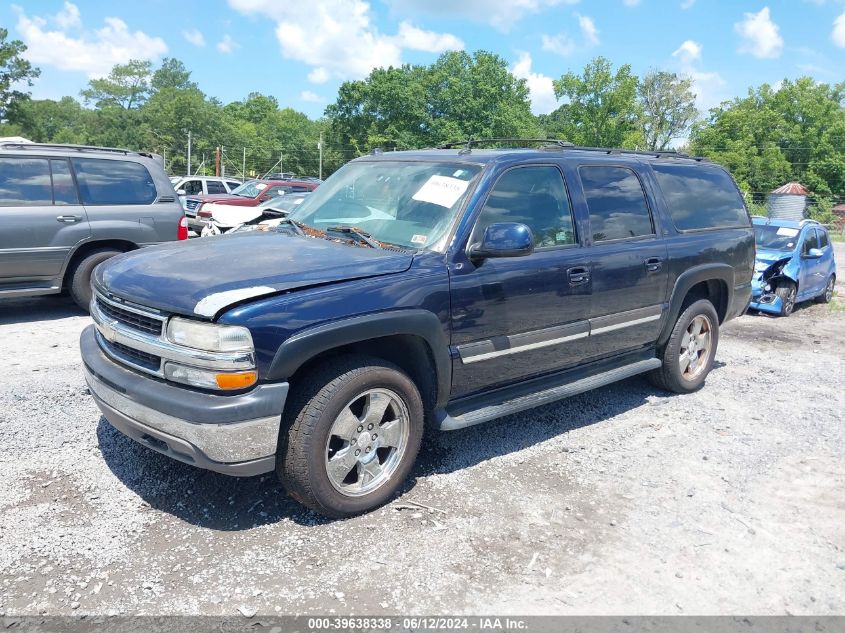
xmin=0 ymin=28 xmax=40 ymax=120
xmin=151 ymin=58 xmax=196 ymax=92
xmin=81 ymin=59 xmax=153 ymax=109
xmin=6 ymin=97 xmax=87 ymax=143
xmin=638 ymin=71 xmax=698 ymax=150
xmin=545 ymin=57 xmax=641 ymax=148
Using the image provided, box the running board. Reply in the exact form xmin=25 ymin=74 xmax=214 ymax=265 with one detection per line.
xmin=437 ymin=358 xmax=661 ymax=431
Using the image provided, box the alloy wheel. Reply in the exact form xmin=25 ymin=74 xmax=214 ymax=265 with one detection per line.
xmin=679 ymin=314 xmax=712 ymax=381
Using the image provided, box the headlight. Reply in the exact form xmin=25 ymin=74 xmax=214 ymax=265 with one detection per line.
xmin=166 ymin=317 xmax=253 ymax=352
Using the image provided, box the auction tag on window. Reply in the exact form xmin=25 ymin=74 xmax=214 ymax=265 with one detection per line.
xmin=412 ymin=175 xmax=469 ymax=208
xmin=410 ymin=234 xmax=428 ymax=245
xmin=776 ymin=227 xmax=799 ymax=237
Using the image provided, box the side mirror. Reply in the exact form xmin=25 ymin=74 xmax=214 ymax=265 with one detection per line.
xmin=468 ymin=222 xmax=534 ymax=259
xmin=176 ymin=189 xmax=186 ymax=196
xmin=805 ymin=247 xmax=824 ymax=259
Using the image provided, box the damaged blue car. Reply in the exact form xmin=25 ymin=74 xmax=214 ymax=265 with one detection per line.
xmin=750 ymin=217 xmax=836 ymax=316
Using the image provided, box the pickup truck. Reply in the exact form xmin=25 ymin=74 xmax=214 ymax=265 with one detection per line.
xmin=80 ymin=142 xmax=754 ymax=517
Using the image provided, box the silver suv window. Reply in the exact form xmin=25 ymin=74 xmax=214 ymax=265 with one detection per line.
xmin=0 ymin=157 xmax=80 ymax=206
xmin=72 ymin=158 xmax=157 ymax=205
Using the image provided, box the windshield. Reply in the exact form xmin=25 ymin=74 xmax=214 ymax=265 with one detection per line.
xmin=289 ymin=161 xmax=480 ymax=249
xmin=230 ymin=180 xmax=268 ymax=198
xmin=754 ymin=224 xmax=800 ymax=252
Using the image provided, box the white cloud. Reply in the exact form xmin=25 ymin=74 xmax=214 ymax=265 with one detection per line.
xmin=510 ymin=51 xmax=558 ymax=115
xmin=623 ymin=0 xmax=641 ymax=6
xmin=182 ymin=28 xmax=206 ymax=47
xmin=216 ymin=34 xmax=238 ymax=53
xmin=832 ymin=10 xmax=845 ymax=47
xmin=13 ymin=3 xmax=167 ymax=78
xmin=394 ymin=21 xmax=464 ymax=52
xmin=672 ymin=39 xmax=702 ymax=63
xmin=299 ymin=90 xmax=324 ymax=102
xmin=735 ymin=7 xmax=784 ymax=59
xmin=680 ymin=0 xmax=696 ymax=8
xmin=671 ymin=39 xmax=726 ymax=111
xmin=577 ymin=14 xmax=600 ymax=46
xmin=389 ymin=0 xmax=579 ymax=32
xmin=541 ymin=33 xmax=576 ymax=56
xmin=229 ymin=0 xmax=463 ymax=82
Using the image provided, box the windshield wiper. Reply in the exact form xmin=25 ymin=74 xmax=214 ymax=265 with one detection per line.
xmin=276 ymin=217 xmax=306 ymax=236
xmin=326 ymin=225 xmax=382 ymax=249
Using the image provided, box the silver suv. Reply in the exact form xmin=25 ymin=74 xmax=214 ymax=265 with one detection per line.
xmin=0 ymin=143 xmax=186 ymax=310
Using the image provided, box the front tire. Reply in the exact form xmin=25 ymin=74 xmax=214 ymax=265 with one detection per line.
xmin=775 ymin=280 xmax=797 ymax=316
xmin=67 ymin=248 xmax=123 ymax=311
xmin=815 ymin=276 xmax=835 ymax=304
xmin=648 ymin=299 xmax=719 ymax=394
xmin=278 ymin=355 xmax=424 ymax=518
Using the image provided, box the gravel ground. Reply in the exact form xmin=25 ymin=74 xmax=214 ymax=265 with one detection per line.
xmin=1 ymin=245 xmax=843 ymax=617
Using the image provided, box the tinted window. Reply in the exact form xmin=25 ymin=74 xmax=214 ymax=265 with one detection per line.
xmin=0 ymin=157 xmax=52 ymax=206
xmin=72 ymin=158 xmax=156 ymax=205
xmin=50 ymin=159 xmax=79 ymax=205
xmin=206 ymin=180 xmax=226 ymax=194
xmin=580 ymin=166 xmax=653 ymax=242
xmin=652 ymin=164 xmax=748 ymax=231
xmin=181 ymin=179 xmax=203 ymax=195
xmin=802 ymin=229 xmax=820 ymax=255
xmin=473 ymin=166 xmax=576 ymax=248
xmin=226 ymin=181 xmax=241 ymax=190
xmin=818 ymin=228 xmax=830 ymax=249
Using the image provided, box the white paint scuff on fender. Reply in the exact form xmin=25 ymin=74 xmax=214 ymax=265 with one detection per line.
xmin=194 ymin=286 xmax=277 ymax=317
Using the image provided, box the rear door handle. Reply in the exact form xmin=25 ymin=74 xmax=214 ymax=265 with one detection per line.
xmin=56 ymin=215 xmax=82 ymax=223
xmin=644 ymin=257 xmax=662 ymax=273
xmin=567 ymin=266 xmax=590 ymax=285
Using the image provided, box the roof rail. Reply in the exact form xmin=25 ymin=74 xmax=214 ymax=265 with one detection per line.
xmin=799 ymin=218 xmax=821 ymax=226
xmin=434 ymin=138 xmax=708 ymax=161
xmin=0 ymin=142 xmax=145 ymax=156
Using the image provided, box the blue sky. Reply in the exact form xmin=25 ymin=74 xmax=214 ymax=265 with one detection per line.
xmin=4 ymin=0 xmax=845 ymax=119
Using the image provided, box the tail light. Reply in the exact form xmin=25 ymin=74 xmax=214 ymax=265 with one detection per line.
xmin=177 ymin=215 xmax=188 ymax=240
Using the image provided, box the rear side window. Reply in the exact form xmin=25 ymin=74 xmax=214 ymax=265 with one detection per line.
xmin=473 ymin=165 xmax=576 ymax=248
xmin=50 ymin=159 xmax=79 ymax=205
xmin=71 ymin=158 xmax=157 ymax=205
xmin=206 ymin=180 xmax=226 ymax=194
xmin=652 ymin=164 xmax=748 ymax=231
xmin=0 ymin=157 xmax=52 ymax=206
xmin=579 ymin=166 xmax=653 ymax=242
xmin=226 ymin=181 xmax=241 ymax=191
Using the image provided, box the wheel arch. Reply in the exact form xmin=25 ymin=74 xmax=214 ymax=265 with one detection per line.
xmin=267 ymin=310 xmax=451 ymax=410
xmin=658 ymin=264 xmax=732 ymax=348
xmin=62 ymin=239 xmax=138 ymax=288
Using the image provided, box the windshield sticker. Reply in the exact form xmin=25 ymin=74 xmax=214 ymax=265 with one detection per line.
xmin=776 ymin=227 xmax=799 ymax=237
xmin=412 ymin=175 xmax=470 ymax=208
xmin=410 ymin=234 xmax=428 ymax=245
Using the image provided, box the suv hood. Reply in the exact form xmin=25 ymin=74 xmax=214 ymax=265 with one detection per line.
xmin=95 ymin=232 xmax=414 ymax=318
xmin=190 ymin=194 xmax=258 ymax=206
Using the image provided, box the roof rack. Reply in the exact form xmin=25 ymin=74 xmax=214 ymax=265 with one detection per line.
xmin=799 ymin=218 xmax=821 ymax=226
xmin=0 ymin=142 xmax=149 ymax=157
xmin=434 ymin=138 xmax=709 ymax=161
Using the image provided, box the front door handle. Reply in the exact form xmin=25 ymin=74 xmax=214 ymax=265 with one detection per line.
xmin=644 ymin=257 xmax=662 ymax=273
xmin=567 ymin=266 xmax=591 ymax=285
xmin=56 ymin=215 xmax=82 ymax=223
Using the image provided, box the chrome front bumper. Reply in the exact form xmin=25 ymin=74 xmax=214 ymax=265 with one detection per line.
xmin=81 ymin=326 xmax=287 ymax=477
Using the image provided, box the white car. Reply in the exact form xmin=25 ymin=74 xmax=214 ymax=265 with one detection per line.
xmin=171 ymin=176 xmax=242 ymax=212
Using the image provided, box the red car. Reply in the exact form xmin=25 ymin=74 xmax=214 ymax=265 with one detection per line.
xmin=186 ymin=179 xmax=318 ymax=232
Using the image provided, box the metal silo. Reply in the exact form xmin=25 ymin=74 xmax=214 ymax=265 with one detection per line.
xmin=768 ymin=182 xmax=809 ymax=221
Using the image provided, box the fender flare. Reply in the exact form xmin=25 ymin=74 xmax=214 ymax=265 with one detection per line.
xmin=267 ymin=309 xmax=451 ymax=407
xmin=657 ymin=264 xmax=734 ymax=348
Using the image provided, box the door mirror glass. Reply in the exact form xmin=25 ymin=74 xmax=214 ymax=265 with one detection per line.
xmin=806 ymin=247 xmax=824 ymax=259
xmin=469 ymin=222 xmax=534 ymax=259
xmin=176 ymin=189 xmax=186 ymax=196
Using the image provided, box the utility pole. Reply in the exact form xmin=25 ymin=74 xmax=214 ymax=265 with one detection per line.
xmin=215 ymin=146 xmax=220 ymax=177
xmin=280 ymin=151 xmax=283 ymax=175
xmin=187 ymin=131 xmax=192 ymax=176
xmin=242 ymin=147 xmax=246 ymax=180
xmin=318 ymin=132 xmax=323 ymax=180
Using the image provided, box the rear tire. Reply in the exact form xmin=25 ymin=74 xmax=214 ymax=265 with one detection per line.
xmin=775 ymin=281 xmax=797 ymax=316
xmin=648 ymin=299 xmax=719 ymax=394
xmin=278 ymin=355 xmax=424 ymax=518
xmin=815 ymin=276 xmax=835 ymax=304
xmin=67 ymin=248 xmax=122 ymax=311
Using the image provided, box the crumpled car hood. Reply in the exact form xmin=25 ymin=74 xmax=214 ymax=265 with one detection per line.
xmin=95 ymin=232 xmax=414 ymax=318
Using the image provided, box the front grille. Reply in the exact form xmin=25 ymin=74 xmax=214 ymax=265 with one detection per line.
xmin=185 ymin=199 xmax=200 ymax=211
xmin=96 ymin=297 xmax=163 ymax=336
xmin=107 ymin=340 xmax=162 ymax=372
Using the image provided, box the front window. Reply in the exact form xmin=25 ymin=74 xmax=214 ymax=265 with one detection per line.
xmin=289 ymin=161 xmax=480 ymax=249
xmin=754 ymin=224 xmax=799 ymax=252
xmin=230 ymin=180 xmax=268 ymax=198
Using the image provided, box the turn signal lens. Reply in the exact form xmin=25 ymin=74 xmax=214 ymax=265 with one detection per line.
xmin=216 ymin=371 xmax=258 ymax=390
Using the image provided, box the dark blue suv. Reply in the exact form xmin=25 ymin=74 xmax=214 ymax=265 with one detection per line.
xmin=80 ymin=143 xmax=754 ymax=517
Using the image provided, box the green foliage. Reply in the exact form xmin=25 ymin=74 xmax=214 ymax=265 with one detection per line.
xmin=326 ymin=50 xmax=537 ymax=152
xmin=807 ymin=196 xmax=838 ymax=225
xmin=151 ymin=58 xmax=196 ymax=92
xmin=543 ymin=57 xmax=641 ymax=148
xmin=638 ymin=71 xmax=697 ymax=151
xmin=80 ymin=59 xmax=153 ymax=109
xmin=0 ymin=27 xmax=40 ymax=120
xmin=690 ymin=78 xmax=845 ymax=201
